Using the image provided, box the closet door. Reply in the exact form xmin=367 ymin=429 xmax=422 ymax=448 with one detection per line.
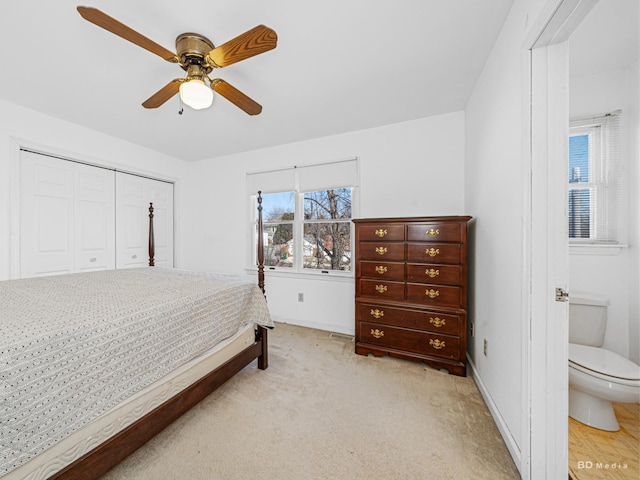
xmin=115 ymin=172 xmax=174 ymax=269
xmin=20 ymin=151 xmax=115 ymax=278
xmin=20 ymin=152 xmax=74 ymax=277
xmin=75 ymin=163 xmax=116 ymax=272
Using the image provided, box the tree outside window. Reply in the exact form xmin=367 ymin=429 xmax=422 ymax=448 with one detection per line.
xmin=303 ymin=189 xmax=351 ymax=271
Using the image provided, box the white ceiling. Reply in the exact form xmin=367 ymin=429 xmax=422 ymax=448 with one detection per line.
xmin=2 ymin=1 xmax=635 ymax=163
xmin=0 ymin=0 xmax=515 ymax=161
xmin=569 ymin=0 xmax=639 ymax=79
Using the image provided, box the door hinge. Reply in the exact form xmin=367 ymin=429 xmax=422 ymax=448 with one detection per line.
xmin=555 ymin=287 xmax=569 ymax=302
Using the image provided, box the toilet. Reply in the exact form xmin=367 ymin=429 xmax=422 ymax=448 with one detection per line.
xmin=568 ymin=293 xmax=640 ymax=431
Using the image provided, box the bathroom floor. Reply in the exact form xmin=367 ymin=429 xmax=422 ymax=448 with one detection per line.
xmin=568 ymin=402 xmax=639 ymax=479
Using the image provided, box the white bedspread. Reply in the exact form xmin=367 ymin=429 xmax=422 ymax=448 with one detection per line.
xmin=0 ymin=267 xmax=272 ymax=476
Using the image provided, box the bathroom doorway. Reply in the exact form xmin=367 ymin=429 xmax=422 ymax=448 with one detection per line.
xmin=525 ymin=0 xmax=638 ymax=477
xmin=566 ymin=1 xmax=639 ymax=477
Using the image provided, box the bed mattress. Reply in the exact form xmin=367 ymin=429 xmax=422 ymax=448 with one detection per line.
xmin=3 ymin=324 xmax=256 ymax=480
xmin=0 ymin=267 xmax=272 ymax=477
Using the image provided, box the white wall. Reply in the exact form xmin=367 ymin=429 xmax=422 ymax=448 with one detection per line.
xmin=630 ymin=59 xmax=640 ymax=364
xmin=0 ymin=99 xmax=185 ymax=281
xmin=464 ymin=0 xmax=547 ymax=469
xmin=179 ymin=112 xmax=466 ymax=334
xmin=569 ymin=65 xmax=639 ymax=360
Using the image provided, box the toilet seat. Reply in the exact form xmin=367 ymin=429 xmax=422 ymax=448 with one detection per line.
xmin=569 ymin=343 xmax=640 ymax=385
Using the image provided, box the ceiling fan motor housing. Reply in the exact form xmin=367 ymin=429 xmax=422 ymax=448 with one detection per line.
xmin=176 ymin=33 xmax=215 ymax=74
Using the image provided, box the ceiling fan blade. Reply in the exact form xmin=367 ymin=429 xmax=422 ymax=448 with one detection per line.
xmin=142 ymin=79 xmax=184 ymax=108
xmin=77 ymin=6 xmax=177 ymax=62
xmin=211 ymin=79 xmax=263 ymax=115
xmin=207 ymin=25 xmax=277 ymax=68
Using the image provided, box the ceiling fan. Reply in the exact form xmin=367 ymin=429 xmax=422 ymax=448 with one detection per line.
xmin=77 ymin=6 xmax=277 ymax=114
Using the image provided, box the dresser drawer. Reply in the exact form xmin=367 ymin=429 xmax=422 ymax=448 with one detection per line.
xmin=406 ymin=283 xmax=462 ymax=308
xmin=357 ymin=224 xmax=405 ymax=241
xmin=406 ymin=263 xmax=462 ymax=285
xmin=406 ymin=243 xmax=460 ymax=264
xmin=407 ymin=223 xmax=463 ymax=242
xmin=359 ymin=279 xmax=404 ymax=301
xmin=359 ymin=321 xmax=460 ymax=360
xmin=359 ymin=261 xmax=404 ymax=281
xmin=358 ymin=242 xmax=404 ymax=261
xmin=356 ymin=302 xmax=462 ymax=336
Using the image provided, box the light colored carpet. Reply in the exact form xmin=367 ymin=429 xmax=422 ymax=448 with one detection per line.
xmin=101 ymin=322 xmax=520 ymax=480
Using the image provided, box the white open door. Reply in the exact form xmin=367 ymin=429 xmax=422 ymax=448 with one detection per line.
xmin=523 ymin=0 xmax=597 ymax=477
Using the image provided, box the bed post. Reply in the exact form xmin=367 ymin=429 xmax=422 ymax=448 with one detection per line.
xmin=256 ymin=191 xmax=268 ymax=370
xmin=257 ymin=191 xmax=265 ymax=295
xmin=148 ymin=203 xmax=155 ymax=267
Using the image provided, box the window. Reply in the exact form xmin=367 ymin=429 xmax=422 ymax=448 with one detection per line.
xmin=248 ymin=159 xmax=358 ymax=274
xmin=568 ymin=112 xmax=621 ymax=244
xmin=303 ymin=189 xmax=352 ymax=271
xmin=260 ymin=192 xmax=295 ymax=268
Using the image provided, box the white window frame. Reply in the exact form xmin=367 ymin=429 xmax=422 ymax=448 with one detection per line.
xmin=568 ymin=112 xmax=624 ymax=254
xmin=568 ymin=124 xmax=602 ymax=241
xmin=247 ymin=158 xmax=359 ymax=278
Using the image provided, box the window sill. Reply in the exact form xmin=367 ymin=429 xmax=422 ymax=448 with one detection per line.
xmin=245 ymin=267 xmax=354 ymax=283
xmin=569 ymin=243 xmax=627 ymax=256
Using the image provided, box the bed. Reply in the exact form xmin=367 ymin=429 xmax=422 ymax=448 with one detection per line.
xmin=1 ymin=193 xmax=270 ymax=480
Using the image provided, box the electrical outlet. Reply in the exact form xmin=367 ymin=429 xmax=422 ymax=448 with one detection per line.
xmin=298 ymin=292 xmax=304 ymax=302
xmin=483 ymin=338 xmax=488 ymax=356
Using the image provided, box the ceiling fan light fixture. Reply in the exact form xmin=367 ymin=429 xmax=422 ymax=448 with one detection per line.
xmin=179 ymin=79 xmax=213 ymax=110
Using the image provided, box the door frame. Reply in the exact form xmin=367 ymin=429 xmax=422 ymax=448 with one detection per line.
xmin=522 ymin=0 xmax=597 ymax=478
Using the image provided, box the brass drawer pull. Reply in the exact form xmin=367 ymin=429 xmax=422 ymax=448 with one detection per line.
xmin=370 ymin=309 xmax=384 ymax=319
xmin=429 ymin=338 xmax=445 ymax=350
xmin=425 ymin=268 xmax=440 ymax=278
xmin=375 ymin=284 xmax=388 ymax=293
xmin=426 ymin=228 xmax=440 ymax=237
xmin=425 ymin=289 xmax=439 ymax=298
xmin=371 ymin=329 xmax=384 ymax=339
xmin=375 ymin=229 xmax=388 ymax=238
xmin=375 ymin=246 xmax=388 ymax=255
xmin=375 ymin=265 xmax=388 ymax=274
xmin=429 ymin=317 xmax=446 ymax=328
xmin=426 ymin=248 xmax=440 ymax=257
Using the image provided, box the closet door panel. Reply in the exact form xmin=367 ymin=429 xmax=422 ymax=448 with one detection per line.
xmin=116 ymin=174 xmax=149 ymax=269
xmin=20 ymin=153 xmax=74 ymax=277
xmin=75 ymin=164 xmax=116 ymax=272
xmin=116 ymin=173 xmax=173 ymax=269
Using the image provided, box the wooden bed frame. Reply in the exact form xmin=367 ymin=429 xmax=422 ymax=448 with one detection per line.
xmin=49 ymin=192 xmax=269 ymax=480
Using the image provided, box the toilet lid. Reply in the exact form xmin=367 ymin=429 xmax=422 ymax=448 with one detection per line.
xmin=569 ymin=344 xmax=640 ymax=381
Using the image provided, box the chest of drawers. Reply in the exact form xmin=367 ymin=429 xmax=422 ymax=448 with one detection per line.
xmin=353 ymin=216 xmax=472 ymax=376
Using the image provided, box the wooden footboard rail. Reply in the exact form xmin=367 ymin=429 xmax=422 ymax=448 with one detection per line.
xmin=48 ymin=196 xmax=269 ymax=479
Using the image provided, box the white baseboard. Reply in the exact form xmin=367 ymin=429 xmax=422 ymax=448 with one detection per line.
xmin=467 ymin=355 xmax=522 ymax=476
xmin=272 ymin=316 xmax=355 ymax=336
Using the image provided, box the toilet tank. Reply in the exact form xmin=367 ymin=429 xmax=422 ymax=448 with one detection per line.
xmin=569 ymin=293 xmax=609 ymax=347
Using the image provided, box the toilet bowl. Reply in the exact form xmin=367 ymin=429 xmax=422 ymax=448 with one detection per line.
xmin=568 ymin=293 xmax=640 ymax=431
xmin=568 ymin=343 xmax=640 ymax=431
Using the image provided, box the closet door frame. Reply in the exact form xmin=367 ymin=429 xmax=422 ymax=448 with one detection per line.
xmin=8 ymin=137 xmax=176 ymax=279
